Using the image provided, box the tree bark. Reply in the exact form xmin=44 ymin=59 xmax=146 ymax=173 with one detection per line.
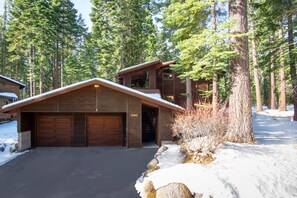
xmin=278 ymin=24 xmax=286 ymax=111
xmin=186 ymin=77 xmax=192 ymax=110
xmin=225 ymin=0 xmax=255 ymax=143
xmin=53 ymin=34 xmax=59 ymax=89
xmin=287 ymin=11 xmax=297 ymax=120
xmin=211 ymin=0 xmax=219 ymax=114
xmin=249 ymin=1 xmax=263 ymax=112
xmin=269 ymin=44 xmax=277 ymax=110
xmin=1 ymin=0 xmax=7 ymax=74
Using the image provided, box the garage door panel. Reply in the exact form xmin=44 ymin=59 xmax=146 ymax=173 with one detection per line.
xmin=88 ymin=136 xmax=105 ymax=146
xmin=87 ymin=115 xmax=122 ymax=146
xmin=105 ymin=118 xmax=121 ymax=129
xmin=37 ymin=114 xmax=73 ymax=147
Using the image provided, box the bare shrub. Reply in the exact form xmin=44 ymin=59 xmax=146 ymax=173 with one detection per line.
xmin=172 ymin=105 xmax=228 ymax=157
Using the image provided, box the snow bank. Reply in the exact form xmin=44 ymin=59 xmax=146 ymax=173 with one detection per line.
xmin=0 ymin=121 xmax=23 ymax=166
xmin=136 ymin=143 xmax=297 ymax=198
xmin=136 ymin=107 xmax=297 ymax=197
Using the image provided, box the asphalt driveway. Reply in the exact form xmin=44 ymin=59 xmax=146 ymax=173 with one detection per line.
xmin=0 ymin=147 xmax=156 ymax=198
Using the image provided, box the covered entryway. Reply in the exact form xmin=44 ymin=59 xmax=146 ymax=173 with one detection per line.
xmin=87 ymin=114 xmax=123 ymax=146
xmin=142 ymin=105 xmax=158 ymax=144
xmin=37 ymin=114 xmax=72 ymax=146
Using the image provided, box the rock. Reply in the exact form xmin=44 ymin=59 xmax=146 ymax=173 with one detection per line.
xmin=154 ymin=153 xmax=160 ymax=158
xmin=146 ymin=158 xmax=160 ymax=174
xmin=157 ymin=145 xmax=168 ymax=154
xmin=147 ymin=158 xmax=159 ymax=169
xmin=161 ymin=141 xmax=176 ymax=146
xmin=156 ymin=183 xmax=192 ymax=198
xmin=193 ymin=193 xmax=203 ymax=198
xmin=177 ymin=139 xmax=184 ymax=145
xmin=143 ymin=181 xmax=156 ymax=198
xmin=9 ymin=147 xmax=17 ymax=153
xmin=0 ymin=146 xmax=5 ymax=152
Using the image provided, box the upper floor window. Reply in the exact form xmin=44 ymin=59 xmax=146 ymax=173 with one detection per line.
xmin=162 ymin=69 xmax=174 ymax=80
xmin=0 ymin=81 xmax=5 ymax=86
xmin=163 ymin=73 xmax=173 ymax=80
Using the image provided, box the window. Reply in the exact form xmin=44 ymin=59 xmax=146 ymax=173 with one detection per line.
xmin=162 ymin=68 xmax=174 ymax=80
xmin=0 ymin=81 xmax=5 ymax=86
xmin=163 ymin=73 xmax=173 ymax=80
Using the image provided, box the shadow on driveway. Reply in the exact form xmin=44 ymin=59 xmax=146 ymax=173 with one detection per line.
xmin=0 ymin=147 xmax=156 ymax=198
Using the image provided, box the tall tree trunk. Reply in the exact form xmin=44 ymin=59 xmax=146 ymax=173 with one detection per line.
xmin=225 ymin=0 xmax=255 ymax=143
xmin=53 ymin=34 xmax=59 ymax=89
xmin=211 ymin=0 xmax=219 ymax=114
xmin=287 ymin=10 xmax=297 ymax=120
xmin=186 ymin=77 xmax=192 ymax=110
xmin=249 ymin=1 xmax=262 ymax=112
xmin=278 ymin=24 xmax=286 ymax=111
xmin=28 ymin=46 xmax=34 ymax=97
xmin=270 ymin=45 xmax=277 ymax=110
xmin=61 ymin=42 xmax=64 ymax=87
xmin=1 ymin=0 xmax=7 ymax=74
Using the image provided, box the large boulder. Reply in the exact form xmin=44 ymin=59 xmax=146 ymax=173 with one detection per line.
xmin=156 ymin=183 xmax=192 ymax=198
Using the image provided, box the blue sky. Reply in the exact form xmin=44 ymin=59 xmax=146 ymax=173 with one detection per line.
xmin=71 ymin=0 xmax=92 ymax=31
xmin=0 ymin=0 xmax=92 ymax=31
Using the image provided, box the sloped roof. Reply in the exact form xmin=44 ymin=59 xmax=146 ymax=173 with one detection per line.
xmin=1 ymin=78 xmax=184 ymax=113
xmin=118 ymin=60 xmax=176 ymax=76
xmin=0 ymin=75 xmax=26 ymax=89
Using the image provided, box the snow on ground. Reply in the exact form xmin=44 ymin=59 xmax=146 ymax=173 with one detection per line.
xmin=0 ymin=121 xmax=23 ymax=166
xmin=136 ymin=107 xmax=297 ymax=197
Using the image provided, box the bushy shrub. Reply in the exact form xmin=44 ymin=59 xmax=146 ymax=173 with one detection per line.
xmin=172 ymin=105 xmax=228 ymax=155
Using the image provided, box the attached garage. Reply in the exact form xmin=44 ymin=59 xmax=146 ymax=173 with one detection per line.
xmin=1 ymin=78 xmax=183 ymax=149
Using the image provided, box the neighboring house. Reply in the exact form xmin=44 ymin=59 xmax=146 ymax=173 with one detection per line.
xmin=0 ymin=75 xmax=25 ymax=121
xmin=117 ymin=60 xmax=211 ymax=106
xmin=0 ymin=60 xmax=210 ymax=149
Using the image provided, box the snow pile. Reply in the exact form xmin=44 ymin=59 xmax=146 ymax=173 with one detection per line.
xmin=136 ymin=107 xmax=297 ymax=197
xmin=0 ymin=121 xmax=23 ymax=166
xmin=156 ymin=144 xmax=184 ymax=169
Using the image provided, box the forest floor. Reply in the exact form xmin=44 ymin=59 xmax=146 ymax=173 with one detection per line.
xmin=135 ymin=106 xmax=297 ymax=198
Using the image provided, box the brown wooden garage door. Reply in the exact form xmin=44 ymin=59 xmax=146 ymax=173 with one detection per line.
xmin=87 ymin=115 xmax=122 ymax=146
xmin=37 ymin=114 xmax=72 ymax=146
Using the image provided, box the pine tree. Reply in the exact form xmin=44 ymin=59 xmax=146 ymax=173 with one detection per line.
xmin=89 ymin=0 xmax=157 ymax=81
xmin=248 ymin=0 xmax=263 ymax=112
xmin=163 ymin=0 xmax=236 ymax=107
xmin=6 ymin=0 xmax=87 ymax=96
xmin=225 ymin=0 xmax=255 ymax=143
